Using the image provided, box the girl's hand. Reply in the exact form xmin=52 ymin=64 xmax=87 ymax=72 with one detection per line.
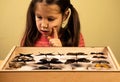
xmin=48 ymin=28 xmax=62 ymax=47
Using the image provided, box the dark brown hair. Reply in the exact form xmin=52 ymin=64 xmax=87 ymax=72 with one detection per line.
xmin=21 ymin=0 xmax=80 ymax=47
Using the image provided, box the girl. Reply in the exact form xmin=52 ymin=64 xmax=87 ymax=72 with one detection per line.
xmin=21 ymin=0 xmax=85 ymax=47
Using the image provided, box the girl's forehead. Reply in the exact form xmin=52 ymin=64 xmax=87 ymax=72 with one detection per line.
xmin=35 ymin=2 xmax=61 ymax=15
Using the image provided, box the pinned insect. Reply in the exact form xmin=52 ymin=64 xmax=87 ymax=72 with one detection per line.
xmin=8 ymin=53 xmax=34 ymax=68
xmin=35 ymin=58 xmax=63 ymax=70
xmin=37 ymin=53 xmax=54 ymax=56
xmin=92 ymin=60 xmax=109 ymax=64
xmin=36 ymin=58 xmax=63 ymax=64
xmin=95 ymin=63 xmax=111 ymax=69
xmin=65 ymin=58 xmax=90 ymax=64
xmin=92 ymin=56 xmax=107 ymax=59
xmin=9 ymin=61 xmax=26 ymax=68
xmin=90 ymin=52 xmax=104 ymax=55
xmin=12 ymin=53 xmax=34 ymax=63
xmin=67 ymin=52 xmax=87 ymax=56
xmin=36 ymin=52 xmax=64 ymax=57
xmin=38 ymin=65 xmax=62 ymax=70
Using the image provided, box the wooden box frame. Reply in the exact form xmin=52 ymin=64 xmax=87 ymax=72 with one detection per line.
xmin=0 ymin=46 xmax=120 ymax=82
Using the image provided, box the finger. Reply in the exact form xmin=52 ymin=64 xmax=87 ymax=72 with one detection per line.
xmin=48 ymin=39 xmax=62 ymax=47
xmin=53 ymin=28 xmax=58 ymax=38
xmin=47 ymin=28 xmax=58 ymax=40
xmin=48 ymin=39 xmax=54 ymax=47
xmin=47 ymin=36 xmax=52 ymax=40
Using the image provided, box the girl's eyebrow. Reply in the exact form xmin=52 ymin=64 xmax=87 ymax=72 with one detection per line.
xmin=47 ymin=16 xmax=55 ymax=18
xmin=35 ymin=13 xmax=41 ymax=16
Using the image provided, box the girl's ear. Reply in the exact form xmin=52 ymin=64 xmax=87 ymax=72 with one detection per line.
xmin=62 ymin=8 xmax=71 ymax=28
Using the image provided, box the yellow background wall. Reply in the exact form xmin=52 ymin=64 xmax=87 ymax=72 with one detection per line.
xmin=0 ymin=0 xmax=120 ymax=63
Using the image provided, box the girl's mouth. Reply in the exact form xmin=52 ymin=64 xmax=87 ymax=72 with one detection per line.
xmin=41 ymin=28 xmax=49 ymax=32
xmin=41 ymin=30 xmax=49 ymax=32
xmin=40 ymin=28 xmax=50 ymax=35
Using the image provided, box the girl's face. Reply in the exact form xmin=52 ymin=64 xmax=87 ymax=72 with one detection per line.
xmin=35 ymin=2 xmax=64 ymax=36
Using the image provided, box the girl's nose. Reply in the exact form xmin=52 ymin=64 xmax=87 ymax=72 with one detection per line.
xmin=41 ymin=20 xmax=48 ymax=29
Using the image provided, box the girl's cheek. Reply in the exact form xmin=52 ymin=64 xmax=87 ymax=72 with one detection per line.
xmin=36 ymin=21 xmax=41 ymax=28
xmin=50 ymin=22 xmax=61 ymax=30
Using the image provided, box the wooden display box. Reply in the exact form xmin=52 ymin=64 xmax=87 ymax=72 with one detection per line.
xmin=0 ymin=46 xmax=120 ymax=82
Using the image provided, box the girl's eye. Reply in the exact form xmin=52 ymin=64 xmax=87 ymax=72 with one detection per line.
xmin=37 ymin=16 xmax=42 ymax=20
xmin=48 ymin=18 xmax=55 ymax=21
